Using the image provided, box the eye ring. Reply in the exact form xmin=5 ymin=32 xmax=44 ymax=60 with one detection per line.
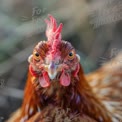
xmin=33 ymin=51 xmax=41 ymax=61
xmin=68 ymin=50 xmax=75 ymax=60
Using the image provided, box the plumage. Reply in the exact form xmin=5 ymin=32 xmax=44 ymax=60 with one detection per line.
xmin=26 ymin=105 xmax=97 ymax=122
xmin=7 ymin=15 xmax=122 ymax=122
xmin=86 ymin=53 xmax=122 ymax=122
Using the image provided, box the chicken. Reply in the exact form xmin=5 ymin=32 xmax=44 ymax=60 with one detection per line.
xmin=7 ymin=15 xmax=122 ymax=122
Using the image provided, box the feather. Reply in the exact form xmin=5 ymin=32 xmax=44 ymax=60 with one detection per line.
xmin=26 ymin=105 xmax=97 ymax=122
xmin=86 ymin=53 xmax=122 ymax=122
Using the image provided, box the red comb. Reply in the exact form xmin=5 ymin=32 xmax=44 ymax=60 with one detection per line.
xmin=45 ymin=14 xmax=63 ymax=43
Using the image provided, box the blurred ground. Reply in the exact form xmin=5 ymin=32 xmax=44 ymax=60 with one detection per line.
xmin=0 ymin=0 xmax=122 ymax=121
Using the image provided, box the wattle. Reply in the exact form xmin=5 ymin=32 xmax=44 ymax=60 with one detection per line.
xmin=60 ymin=71 xmax=71 ymax=86
xmin=39 ymin=72 xmax=50 ymax=88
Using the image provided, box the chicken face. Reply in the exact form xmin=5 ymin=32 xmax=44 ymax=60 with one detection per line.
xmin=28 ymin=15 xmax=80 ymax=88
xmin=28 ymin=41 xmax=80 ymax=88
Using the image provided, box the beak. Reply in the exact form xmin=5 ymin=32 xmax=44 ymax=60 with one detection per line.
xmin=47 ymin=62 xmax=58 ymax=80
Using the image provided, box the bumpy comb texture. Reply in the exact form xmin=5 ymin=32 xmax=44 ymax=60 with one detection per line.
xmin=45 ymin=15 xmax=63 ymax=59
xmin=45 ymin=14 xmax=63 ymax=44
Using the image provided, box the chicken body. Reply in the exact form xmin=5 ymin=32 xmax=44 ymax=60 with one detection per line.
xmin=7 ymin=15 xmax=122 ymax=122
xmin=86 ymin=53 xmax=122 ymax=122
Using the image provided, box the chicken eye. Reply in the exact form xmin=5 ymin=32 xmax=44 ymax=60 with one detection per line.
xmin=68 ymin=50 xmax=75 ymax=60
xmin=33 ymin=51 xmax=40 ymax=61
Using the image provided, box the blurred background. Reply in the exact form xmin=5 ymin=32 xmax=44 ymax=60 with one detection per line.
xmin=0 ymin=0 xmax=121 ymax=121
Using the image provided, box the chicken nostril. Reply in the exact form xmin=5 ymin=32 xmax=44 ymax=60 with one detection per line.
xmin=50 ymin=62 xmax=55 ymax=69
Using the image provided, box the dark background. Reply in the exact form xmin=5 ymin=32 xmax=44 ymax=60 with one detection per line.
xmin=0 ymin=0 xmax=122 ymax=121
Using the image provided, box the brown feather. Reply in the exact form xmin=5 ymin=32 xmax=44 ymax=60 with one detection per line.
xmin=86 ymin=53 xmax=122 ymax=122
xmin=27 ymin=105 xmax=97 ymax=122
